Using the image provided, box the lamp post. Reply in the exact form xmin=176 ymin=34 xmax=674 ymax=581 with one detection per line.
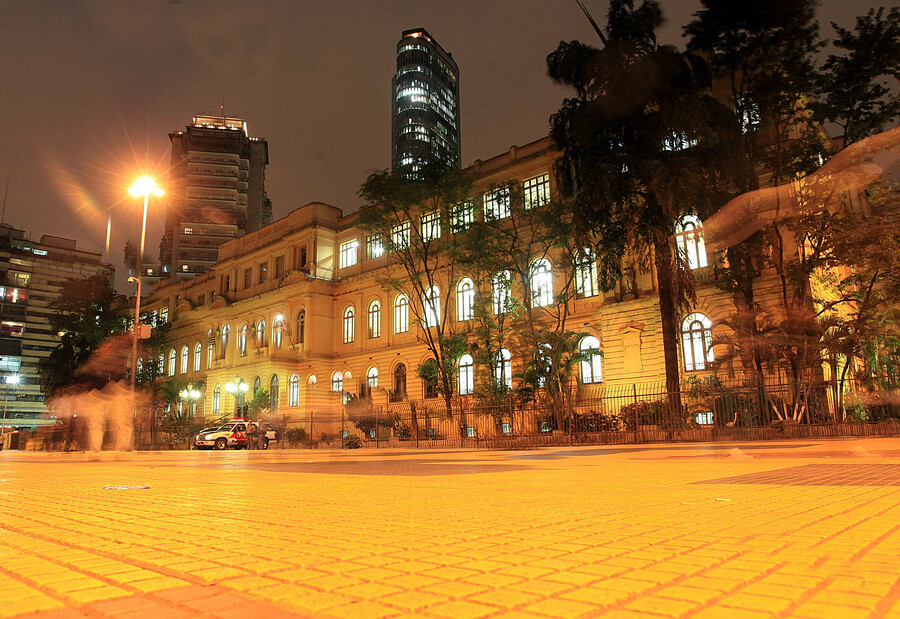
xmin=225 ymin=377 xmax=249 ymax=418
xmin=1 ymin=374 xmax=19 ymax=431
xmin=128 ymin=177 xmax=163 ymax=446
xmin=179 ymin=382 xmax=202 ymax=418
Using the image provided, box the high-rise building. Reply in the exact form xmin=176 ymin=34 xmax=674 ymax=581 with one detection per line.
xmin=391 ymin=28 xmax=461 ymax=178
xmin=0 ymin=225 xmax=115 ymax=428
xmin=158 ymin=115 xmax=271 ymax=281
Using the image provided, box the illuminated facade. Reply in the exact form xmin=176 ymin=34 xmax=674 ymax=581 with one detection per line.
xmin=142 ymin=136 xmax=755 ymax=432
xmin=392 ymin=28 xmax=461 ymax=178
xmin=0 ymin=226 xmax=114 ymax=427
xmin=158 ymin=115 xmax=271 ymax=281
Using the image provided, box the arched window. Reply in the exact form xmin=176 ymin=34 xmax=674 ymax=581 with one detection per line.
xmin=307 ymin=374 xmax=317 ymax=386
xmin=238 ymin=324 xmax=248 ymax=356
xmin=137 ymin=358 xmax=143 ymax=379
xmin=580 ymin=336 xmax=603 ymax=384
xmin=394 ymin=363 xmax=407 ymax=399
xmin=423 ymin=286 xmax=440 ymax=327
xmin=273 ymin=314 xmax=284 ymax=348
xmin=682 ymin=312 xmax=714 ymax=371
xmin=256 ymin=320 xmax=267 ymax=348
xmin=675 ymin=215 xmax=708 ymax=270
xmin=342 ymin=306 xmax=355 ymax=343
xmin=212 ymin=385 xmax=221 ymax=415
xmin=158 ymin=353 xmax=165 ymax=374
xmin=289 ymin=374 xmax=300 ymax=406
xmin=207 ymin=330 xmax=215 ymax=368
xmin=458 ymin=354 xmax=474 ymax=396
xmin=394 ymin=294 xmax=409 ymax=334
xmin=367 ymin=367 xmax=379 ymax=389
xmin=530 ymin=258 xmax=553 ymax=307
xmin=456 ymin=278 xmax=475 ymax=321
xmin=193 ymin=342 xmax=202 ymax=372
xmin=253 ymin=376 xmax=261 ymax=395
xmin=495 ymin=348 xmax=512 ymax=389
xmin=270 ymin=374 xmax=279 ymax=410
xmin=421 ymin=359 xmax=439 ymax=398
xmin=220 ymin=325 xmax=230 ymax=358
xmin=331 ymin=371 xmax=344 ymax=393
xmin=297 ymin=310 xmax=306 ymax=344
xmin=180 ymin=346 xmax=189 ymax=374
xmin=492 ymin=271 xmax=511 ymax=314
xmin=367 ymin=300 xmax=381 ymax=339
xmin=575 ymin=249 xmax=598 ymax=298
xmin=168 ymin=349 xmax=177 ymax=376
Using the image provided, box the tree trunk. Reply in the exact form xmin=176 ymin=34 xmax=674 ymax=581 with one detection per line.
xmin=654 ymin=237 xmax=683 ymax=417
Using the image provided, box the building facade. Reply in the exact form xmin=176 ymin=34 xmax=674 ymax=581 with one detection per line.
xmin=158 ymin=115 xmax=271 ymax=281
xmin=0 ymin=226 xmax=115 ymax=427
xmin=391 ymin=28 xmax=461 ymax=178
xmin=142 ymin=136 xmax=754 ymax=433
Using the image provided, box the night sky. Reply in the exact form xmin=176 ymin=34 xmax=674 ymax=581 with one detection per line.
xmin=0 ymin=0 xmax=869 ymax=287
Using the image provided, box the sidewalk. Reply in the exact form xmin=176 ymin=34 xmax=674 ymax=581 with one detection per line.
xmin=1 ymin=438 xmax=898 ymax=618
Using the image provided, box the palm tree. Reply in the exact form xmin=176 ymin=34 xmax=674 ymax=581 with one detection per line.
xmin=548 ymin=0 xmax=743 ymax=407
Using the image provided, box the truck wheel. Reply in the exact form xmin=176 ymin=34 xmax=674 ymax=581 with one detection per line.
xmin=214 ymin=438 xmax=227 ymax=450
xmin=261 ymin=438 xmax=269 ymax=450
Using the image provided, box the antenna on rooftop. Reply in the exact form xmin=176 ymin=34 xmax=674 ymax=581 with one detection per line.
xmin=1 ymin=176 xmax=9 ymax=225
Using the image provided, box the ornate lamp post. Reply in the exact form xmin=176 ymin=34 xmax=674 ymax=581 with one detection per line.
xmin=224 ymin=377 xmax=249 ymax=417
xmin=179 ymin=382 xmax=202 ymax=418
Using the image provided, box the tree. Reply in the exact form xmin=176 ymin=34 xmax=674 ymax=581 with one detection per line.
xmin=39 ymin=274 xmax=123 ymax=399
xmin=358 ymin=167 xmax=474 ymax=417
xmin=814 ymin=7 xmax=900 ymax=149
xmin=548 ymin=0 xmax=741 ymax=404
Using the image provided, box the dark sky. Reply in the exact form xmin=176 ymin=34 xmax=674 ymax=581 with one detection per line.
xmin=0 ymin=0 xmax=870 ymax=286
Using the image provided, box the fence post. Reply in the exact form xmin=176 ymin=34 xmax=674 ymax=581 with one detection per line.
xmin=633 ymin=383 xmax=645 ymax=443
xmin=375 ymin=405 xmax=379 ymax=449
xmin=340 ymin=409 xmax=345 ymax=449
xmin=309 ymin=410 xmax=314 ymax=449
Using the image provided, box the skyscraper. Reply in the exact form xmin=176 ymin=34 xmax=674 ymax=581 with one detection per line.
xmin=158 ymin=115 xmax=271 ymax=281
xmin=391 ymin=28 xmax=461 ymax=178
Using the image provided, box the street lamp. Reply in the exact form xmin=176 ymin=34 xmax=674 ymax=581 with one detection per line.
xmin=1 ymin=374 xmax=19 ymax=430
xmin=225 ymin=377 xmax=249 ymax=417
xmin=179 ymin=382 xmax=202 ymax=418
xmin=129 ymin=176 xmax=163 ymax=447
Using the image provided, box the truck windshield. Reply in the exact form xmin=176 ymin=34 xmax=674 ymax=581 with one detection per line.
xmin=216 ymin=424 xmax=234 ymax=432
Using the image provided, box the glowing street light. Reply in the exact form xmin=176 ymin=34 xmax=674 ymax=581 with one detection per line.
xmin=225 ymin=377 xmax=249 ymax=416
xmin=128 ymin=176 xmax=163 ymax=445
xmin=2 ymin=374 xmax=20 ymax=428
xmin=179 ymin=382 xmax=202 ymax=419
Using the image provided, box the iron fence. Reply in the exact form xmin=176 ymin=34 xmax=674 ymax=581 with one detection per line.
xmin=279 ymin=377 xmax=900 ymax=449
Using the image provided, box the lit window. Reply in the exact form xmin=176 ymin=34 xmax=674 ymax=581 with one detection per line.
xmin=331 ymin=371 xmax=344 ymax=393
xmin=342 ymin=306 xmax=355 ymax=343
xmin=339 ymin=239 xmax=359 ymax=269
xmin=662 ymin=132 xmax=699 ymax=151
xmin=458 ymin=354 xmax=474 ymax=395
xmin=258 ymin=261 xmax=268 ymax=284
xmin=220 ymin=324 xmax=230 ymax=358
xmin=366 ymin=235 xmax=384 ymax=259
xmin=394 ymin=294 xmax=409 ymax=333
xmin=368 ymin=300 xmax=381 ymax=338
xmin=580 ymin=336 xmax=602 ymax=384
xmin=273 ymin=314 xmax=284 ymax=348
xmin=289 ymin=374 xmax=300 ymax=406
xmin=158 ymin=354 xmax=164 ymax=374
xmin=193 ymin=342 xmax=202 ymax=372
xmin=530 ymin=259 xmax=553 ymax=308
xmin=451 ymin=200 xmax=475 ymax=231
xmin=456 ymin=278 xmax=475 ymax=321
xmin=238 ymin=324 xmax=248 ymax=356
xmin=523 ymin=174 xmax=550 ymax=210
xmin=421 ymin=212 xmax=441 ymax=241
xmin=391 ymin=221 xmax=411 ymax=250
xmin=213 ymin=385 xmax=220 ymax=414
xmin=159 ymin=308 xmax=169 ymax=324
xmin=484 ymin=187 xmax=510 ymax=221
xmin=492 ymin=271 xmax=511 ymax=314
xmin=168 ymin=349 xmax=176 ymax=376
xmin=575 ymin=249 xmax=598 ymax=298
xmin=495 ymin=348 xmax=512 ymax=390
xmin=270 ymin=375 xmax=279 ymax=410
xmin=675 ymin=215 xmax=708 ymax=270
xmin=180 ymin=346 xmax=189 ymax=374
xmin=423 ymin=286 xmax=440 ymax=328
xmin=737 ymin=96 xmax=761 ymax=134
xmin=256 ymin=320 xmax=267 ymax=347
xmin=367 ymin=367 xmax=379 ymax=389
xmin=297 ymin=310 xmax=305 ymax=344
xmin=681 ymin=312 xmax=714 ymax=372
xmin=308 ymin=374 xmax=317 ymax=385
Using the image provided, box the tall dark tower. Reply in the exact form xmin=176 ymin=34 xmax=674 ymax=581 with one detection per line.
xmin=391 ymin=28 xmax=460 ymax=178
xmin=158 ymin=114 xmax=271 ymax=281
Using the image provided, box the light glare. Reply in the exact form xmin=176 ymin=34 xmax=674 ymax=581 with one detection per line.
xmin=129 ymin=176 xmax=164 ymax=198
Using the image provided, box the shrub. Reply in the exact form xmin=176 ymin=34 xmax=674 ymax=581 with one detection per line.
xmin=343 ymin=434 xmax=362 ymax=449
xmin=284 ymin=427 xmax=307 ymax=443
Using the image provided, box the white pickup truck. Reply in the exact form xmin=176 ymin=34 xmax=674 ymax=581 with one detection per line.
xmin=193 ymin=419 xmax=276 ymax=450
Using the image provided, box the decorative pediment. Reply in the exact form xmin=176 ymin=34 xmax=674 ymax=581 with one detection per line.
xmin=618 ymin=320 xmax=646 ymax=333
xmin=210 ymin=294 xmax=230 ymax=309
xmin=176 ymin=298 xmax=193 ymax=313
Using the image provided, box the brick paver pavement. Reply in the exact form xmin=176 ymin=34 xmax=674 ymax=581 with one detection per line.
xmin=1 ymin=438 xmax=899 ymax=618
